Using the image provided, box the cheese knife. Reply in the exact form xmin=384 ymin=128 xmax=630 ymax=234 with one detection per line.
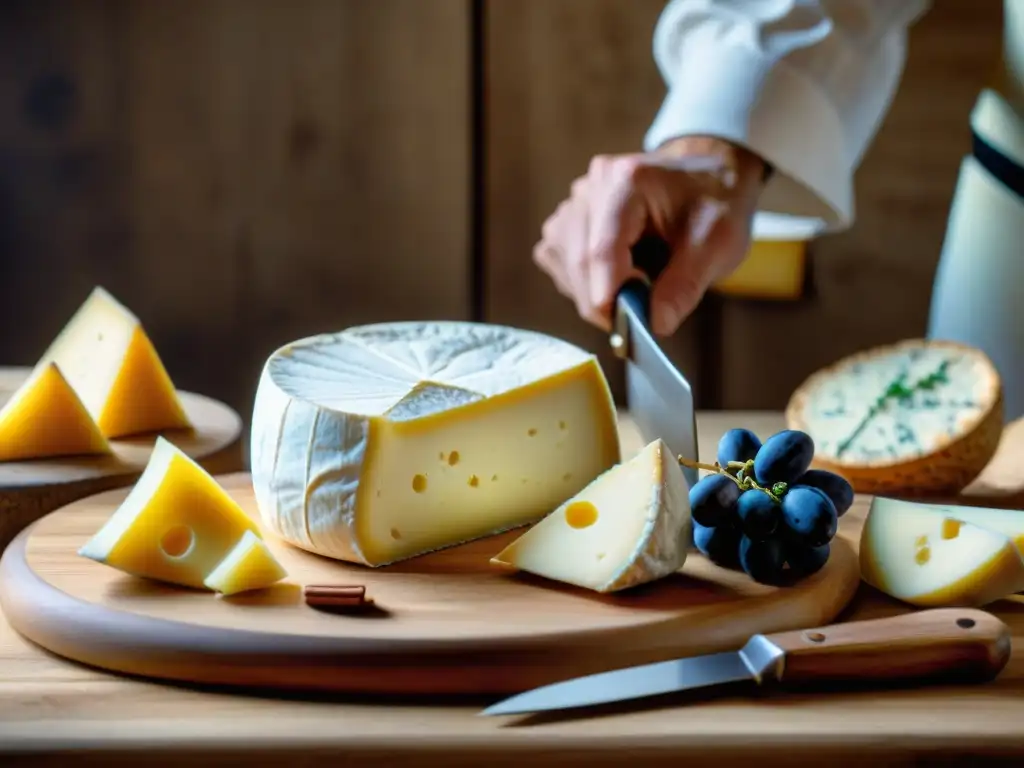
xmin=479 ymin=608 xmax=1011 ymax=716
xmin=612 ymin=235 xmax=699 ymax=487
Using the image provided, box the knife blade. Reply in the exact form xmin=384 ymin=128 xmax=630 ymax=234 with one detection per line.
xmin=479 ymin=608 xmax=1011 ymax=716
xmin=611 ymin=236 xmax=699 ymax=487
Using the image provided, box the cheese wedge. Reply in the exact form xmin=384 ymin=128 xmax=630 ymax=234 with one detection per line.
xmin=0 ymin=363 xmax=111 ymax=462
xmin=490 ymin=438 xmax=691 ymax=593
xmin=39 ymin=286 xmax=191 ymax=438
xmin=865 ymin=497 xmax=1024 ymax=555
xmin=203 ymin=530 xmax=288 ymax=595
xmin=250 ymin=322 xmax=621 ymax=567
xmin=860 ymin=496 xmax=1024 ymax=607
xmin=79 ymin=436 xmax=261 ymax=589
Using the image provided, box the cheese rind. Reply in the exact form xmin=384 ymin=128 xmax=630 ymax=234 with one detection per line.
xmin=0 ymin=363 xmax=111 ymax=462
xmin=250 ymin=322 xmax=621 ymax=567
xmin=860 ymin=496 xmax=1024 ymax=607
xmin=38 ymin=286 xmax=191 ymax=438
xmin=79 ymin=437 xmax=261 ymax=589
xmin=203 ymin=530 xmax=288 ymax=595
xmin=490 ymin=438 xmax=692 ymax=593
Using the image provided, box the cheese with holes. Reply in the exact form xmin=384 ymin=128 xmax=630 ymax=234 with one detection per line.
xmin=79 ymin=437 xmax=261 ymax=589
xmin=860 ymin=496 xmax=1024 ymax=607
xmin=786 ymin=339 xmax=1003 ymax=495
xmin=204 ymin=530 xmax=288 ymax=595
xmin=490 ymin=438 xmax=691 ymax=593
xmin=250 ymin=322 xmax=621 ymax=567
xmin=38 ymin=286 xmax=191 ymax=438
xmin=0 ymin=363 xmax=110 ymax=462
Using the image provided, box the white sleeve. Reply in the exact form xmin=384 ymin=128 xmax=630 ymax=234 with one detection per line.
xmin=643 ymin=0 xmax=930 ymax=230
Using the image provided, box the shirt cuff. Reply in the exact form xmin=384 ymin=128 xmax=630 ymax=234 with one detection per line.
xmin=643 ymin=42 xmax=854 ymax=231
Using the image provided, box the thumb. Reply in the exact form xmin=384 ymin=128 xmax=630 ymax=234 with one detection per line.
xmin=586 ymin=188 xmax=648 ymax=317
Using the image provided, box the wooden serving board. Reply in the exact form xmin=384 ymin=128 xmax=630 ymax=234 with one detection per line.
xmin=0 ymin=367 xmax=244 ymax=552
xmin=0 ymin=473 xmax=861 ymax=696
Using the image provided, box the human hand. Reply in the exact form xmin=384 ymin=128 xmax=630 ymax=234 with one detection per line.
xmin=533 ymin=136 xmax=767 ymax=336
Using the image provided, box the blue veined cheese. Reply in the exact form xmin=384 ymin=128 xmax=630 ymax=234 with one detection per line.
xmin=490 ymin=438 xmax=692 ymax=593
xmin=785 ymin=339 xmax=1003 ymax=495
xmin=250 ymin=322 xmax=621 ymax=567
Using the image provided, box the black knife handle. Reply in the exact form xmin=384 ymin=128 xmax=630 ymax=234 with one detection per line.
xmin=617 ymin=235 xmax=672 ymax=329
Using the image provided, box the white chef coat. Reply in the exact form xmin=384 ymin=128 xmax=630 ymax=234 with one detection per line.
xmin=644 ymin=0 xmax=932 ymax=231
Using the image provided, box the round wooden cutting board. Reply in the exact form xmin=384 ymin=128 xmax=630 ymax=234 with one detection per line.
xmin=0 ymin=473 xmax=861 ymax=696
xmin=0 ymin=367 xmax=244 ymax=551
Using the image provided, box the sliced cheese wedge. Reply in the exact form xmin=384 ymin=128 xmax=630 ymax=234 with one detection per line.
xmin=250 ymin=322 xmax=621 ymax=567
xmin=490 ymin=438 xmax=691 ymax=593
xmin=204 ymin=530 xmax=288 ymax=595
xmin=861 ymin=496 xmax=1024 ymax=607
xmin=0 ymin=363 xmax=111 ymax=462
xmin=79 ymin=436 xmax=261 ymax=589
xmin=39 ymin=286 xmax=191 ymax=438
xmin=868 ymin=497 xmax=1024 ymax=555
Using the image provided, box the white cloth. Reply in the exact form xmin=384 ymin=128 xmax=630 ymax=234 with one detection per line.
xmin=644 ymin=0 xmax=931 ymax=231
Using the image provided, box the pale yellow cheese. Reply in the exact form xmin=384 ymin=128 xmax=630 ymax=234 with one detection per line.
xmin=38 ymin=286 xmax=191 ymax=438
xmin=203 ymin=530 xmax=288 ymax=595
xmin=490 ymin=438 xmax=691 ymax=593
xmin=712 ymin=238 xmax=807 ymax=300
xmin=0 ymin=363 xmax=111 ymax=462
xmin=860 ymin=496 xmax=1024 ymax=607
xmin=79 ymin=437 xmax=261 ymax=589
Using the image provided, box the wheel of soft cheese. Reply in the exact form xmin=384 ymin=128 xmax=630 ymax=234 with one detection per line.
xmin=785 ymin=339 xmax=1003 ymax=496
xmin=250 ymin=322 xmax=622 ymax=567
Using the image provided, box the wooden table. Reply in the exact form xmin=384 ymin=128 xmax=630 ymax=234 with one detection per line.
xmin=3 ymin=412 xmax=1024 ymax=767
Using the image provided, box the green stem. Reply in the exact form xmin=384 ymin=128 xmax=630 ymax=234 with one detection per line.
xmin=677 ymin=457 xmax=785 ymax=504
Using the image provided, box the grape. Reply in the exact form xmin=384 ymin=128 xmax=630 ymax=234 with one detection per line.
xmin=786 ymin=540 xmax=831 ymax=579
xmin=795 ymin=469 xmax=854 ymax=517
xmin=692 ymin=521 xmax=742 ymax=569
xmin=753 ymin=430 xmax=815 ymax=486
xmin=781 ymin=486 xmax=838 ymax=547
xmin=716 ymin=428 xmax=762 ymax=468
xmin=735 ymin=490 xmax=779 ymax=541
xmin=688 ymin=474 xmax=741 ymax=528
xmin=738 ymin=535 xmax=788 ymax=586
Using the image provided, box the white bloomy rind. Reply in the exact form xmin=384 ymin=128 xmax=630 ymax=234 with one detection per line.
xmin=250 ymin=321 xmax=621 ymax=567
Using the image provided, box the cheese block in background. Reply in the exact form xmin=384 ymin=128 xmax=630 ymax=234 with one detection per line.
xmin=710 ymin=212 xmax=824 ymax=300
xmin=203 ymin=530 xmax=288 ymax=596
xmin=250 ymin=322 xmax=621 ymax=567
xmin=490 ymin=438 xmax=691 ymax=593
xmin=786 ymin=339 xmax=1003 ymax=495
xmin=861 ymin=496 xmax=1024 ymax=608
xmin=79 ymin=437 xmax=262 ymax=589
xmin=38 ymin=286 xmax=192 ymax=438
xmin=0 ymin=363 xmax=111 ymax=462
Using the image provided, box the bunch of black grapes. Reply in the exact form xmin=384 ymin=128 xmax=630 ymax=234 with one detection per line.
xmin=688 ymin=428 xmax=854 ymax=586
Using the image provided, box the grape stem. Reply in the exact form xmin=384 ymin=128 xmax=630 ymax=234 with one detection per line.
xmin=677 ymin=456 xmax=787 ymax=504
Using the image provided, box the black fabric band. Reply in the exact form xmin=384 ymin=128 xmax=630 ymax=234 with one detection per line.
xmin=972 ymin=128 xmax=1024 ymax=201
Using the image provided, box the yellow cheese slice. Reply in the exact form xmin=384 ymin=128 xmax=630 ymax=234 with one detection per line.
xmin=79 ymin=436 xmax=261 ymax=589
xmin=712 ymin=238 xmax=807 ymax=300
xmin=0 ymin=363 xmax=111 ymax=462
xmin=203 ymin=530 xmax=288 ymax=595
xmin=490 ymin=438 xmax=691 ymax=593
xmin=38 ymin=286 xmax=191 ymax=438
xmin=860 ymin=496 xmax=1024 ymax=607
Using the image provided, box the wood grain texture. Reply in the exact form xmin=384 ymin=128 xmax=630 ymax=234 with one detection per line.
xmin=483 ymin=0 xmax=710 ymax=406
xmin=0 ymin=367 xmax=243 ymax=552
xmin=0 ymin=0 xmax=471 ymax=427
xmin=2 ymin=412 xmax=1024 ymax=766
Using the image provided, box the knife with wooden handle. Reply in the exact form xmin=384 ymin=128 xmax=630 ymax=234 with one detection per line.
xmin=479 ymin=608 xmax=1012 ymax=716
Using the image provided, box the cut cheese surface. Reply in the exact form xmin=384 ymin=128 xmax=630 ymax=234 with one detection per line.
xmin=203 ymin=530 xmax=287 ymax=595
xmin=250 ymin=322 xmax=621 ymax=567
xmin=38 ymin=286 xmax=191 ymax=438
xmin=0 ymin=363 xmax=110 ymax=462
xmin=866 ymin=497 xmax=1024 ymax=557
xmin=860 ymin=496 xmax=1024 ymax=607
xmin=79 ymin=436 xmax=261 ymax=589
xmin=490 ymin=438 xmax=691 ymax=593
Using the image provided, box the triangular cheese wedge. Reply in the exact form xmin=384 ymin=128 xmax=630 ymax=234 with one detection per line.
xmin=490 ymin=438 xmax=691 ymax=593
xmin=38 ymin=286 xmax=191 ymax=438
xmin=204 ymin=530 xmax=288 ymax=595
xmin=868 ymin=497 xmax=1024 ymax=556
xmin=861 ymin=496 xmax=1024 ymax=607
xmin=79 ymin=436 xmax=261 ymax=589
xmin=0 ymin=363 xmax=110 ymax=462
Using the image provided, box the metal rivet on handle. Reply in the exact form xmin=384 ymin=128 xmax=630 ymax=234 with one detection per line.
xmin=956 ymin=618 xmax=976 ymax=629
xmin=805 ymin=631 xmax=826 ymax=643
